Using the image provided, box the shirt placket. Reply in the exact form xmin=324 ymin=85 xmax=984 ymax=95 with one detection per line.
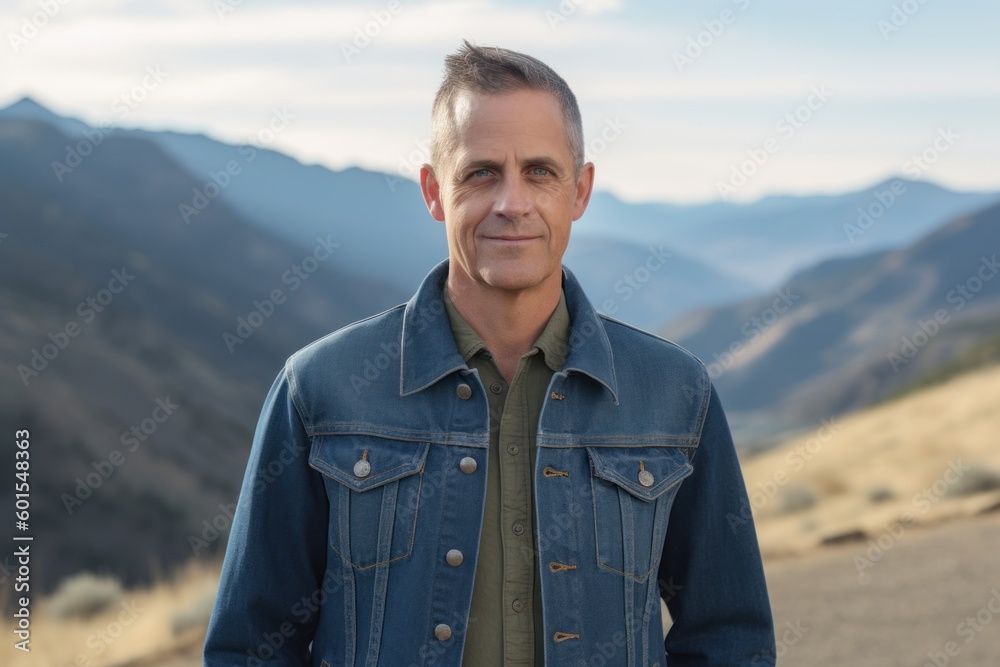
xmin=494 ymin=351 xmax=540 ymax=666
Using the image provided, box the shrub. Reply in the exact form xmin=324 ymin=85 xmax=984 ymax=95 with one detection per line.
xmin=773 ymin=484 xmax=818 ymax=516
xmin=946 ymin=463 xmax=1000 ymax=498
xmin=48 ymin=572 xmax=123 ymax=619
xmin=172 ymin=586 xmax=217 ymax=636
xmin=867 ymin=486 xmax=896 ymax=503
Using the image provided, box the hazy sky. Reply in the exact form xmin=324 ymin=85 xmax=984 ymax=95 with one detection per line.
xmin=3 ymin=0 xmax=998 ymax=203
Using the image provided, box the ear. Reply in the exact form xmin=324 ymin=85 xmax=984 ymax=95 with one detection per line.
xmin=420 ymin=163 xmax=446 ymax=222
xmin=571 ymin=161 xmax=595 ymax=221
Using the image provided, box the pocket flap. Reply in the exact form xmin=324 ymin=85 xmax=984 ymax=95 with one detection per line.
xmin=308 ymin=434 xmax=430 ymax=492
xmin=587 ymin=446 xmax=694 ymax=501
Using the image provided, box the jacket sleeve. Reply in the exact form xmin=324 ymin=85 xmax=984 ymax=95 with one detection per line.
xmin=659 ymin=382 xmax=776 ymax=665
xmin=203 ymin=363 xmax=330 ymax=665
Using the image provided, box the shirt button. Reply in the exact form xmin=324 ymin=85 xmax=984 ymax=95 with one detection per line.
xmin=506 ymin=443 xmax=519 ymax=456
xmin=512 ymin=599 xmax=525 ymax=613
xmin=490 ymin=381 xmax=504 ymax=394
xmin=459 ymin=457 xmax=478 ymax=474
xmin=434 ymin=623 xmax=452 ymax=641
xmin=456 ymin=383 xmax=472 ymax=399
xmin=445 ymin=549 xmax=464 ymax=566
xmin=512 ymin=522 xmax=524 ymax=536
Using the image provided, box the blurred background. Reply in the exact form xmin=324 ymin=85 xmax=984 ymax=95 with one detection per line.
xmin=1 ymin=0 xmax=999 ymax=664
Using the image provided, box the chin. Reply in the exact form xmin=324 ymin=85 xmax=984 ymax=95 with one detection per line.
xmin=478 ymin=261 xmax=551 ymax=291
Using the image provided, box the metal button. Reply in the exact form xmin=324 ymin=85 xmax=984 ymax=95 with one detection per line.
xmin=446 ymin=549 xmax=464 ymax=566
xmin=638 ymin=470 xmax=654 ymax=487
xmin=459 ymin=457 xmax=478 ymax=474
xmin=434 ymin=623 xmax=452 ymax=641
xmin=353 ymin=459 xmax=371 ymax=478
xmin=456 ymin=383 xmax=472 ymax=399
xmin=512 ymin=599 xmax=525 ymax=613
xmin=490 ymin=381 xmax=503 ymax=394
xmin=506 ymin=443 xmax=519 ymax=456
xmin=512 ymin=522 xmax=524 ymax=536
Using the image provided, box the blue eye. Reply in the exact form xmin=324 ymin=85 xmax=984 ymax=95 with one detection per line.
xmin=532 ymin=167 xmax=550 ymax=176
xmin=472 ymin=169 xmax=490 ymax=178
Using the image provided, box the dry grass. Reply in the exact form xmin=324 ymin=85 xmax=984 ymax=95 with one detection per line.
xmin=5 ymin=364 xmax=999 ymax=665
xmin=741 ymin=363 xmax=1000 ymax=558
xmin=0 ymin=558 xmax=220 ymax=667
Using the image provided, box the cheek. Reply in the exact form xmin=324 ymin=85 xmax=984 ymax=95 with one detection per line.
xmin=448 ymin=186 xmax=488 ymax=215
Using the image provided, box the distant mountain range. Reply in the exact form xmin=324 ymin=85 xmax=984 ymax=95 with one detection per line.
xmin=4 ymin=96 xmax=996 ymax=331
xmin=0 ymin=114 xmax=407 ymax=595
xmin=664 ymin=201 xmax=1000 ymax=448
xmin=1 ymin=96 xmax=997 ymax=594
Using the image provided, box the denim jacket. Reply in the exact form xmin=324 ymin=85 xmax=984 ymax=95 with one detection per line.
xmin=203 ymin=257 xmax=776 ymax=666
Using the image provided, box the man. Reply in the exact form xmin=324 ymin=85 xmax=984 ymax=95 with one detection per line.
xmin=204 ymin=40 xmax=775 ymax=666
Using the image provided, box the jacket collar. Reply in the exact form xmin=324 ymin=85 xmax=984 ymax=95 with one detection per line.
xmin=399 ymin=256 xmax=619 ymax=404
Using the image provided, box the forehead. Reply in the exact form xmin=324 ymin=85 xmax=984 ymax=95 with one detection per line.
xmin=449 ymin=88 xmax=572 ymax=164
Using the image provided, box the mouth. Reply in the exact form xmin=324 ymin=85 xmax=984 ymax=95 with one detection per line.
xmin=484 ymin=235 xmax=538 ymax=243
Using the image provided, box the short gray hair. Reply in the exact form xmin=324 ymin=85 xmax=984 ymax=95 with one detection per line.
xmin=429 ymin=39 xmax=585 ymax=181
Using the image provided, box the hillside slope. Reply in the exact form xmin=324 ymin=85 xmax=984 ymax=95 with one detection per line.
xmin=666 ymin=200 xmax=1000 ymax=442
xmin=739 ymin=362 xmax=1000 ymax=557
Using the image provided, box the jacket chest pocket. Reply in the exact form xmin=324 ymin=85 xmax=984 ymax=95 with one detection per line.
xmin=587 ymin=446 xmax=694 ymax=582
xmin=308 ymin=434 xmax=430 ymax=571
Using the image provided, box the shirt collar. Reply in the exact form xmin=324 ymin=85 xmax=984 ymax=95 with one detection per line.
xmin=441 ymin=279 xmax=570 ymax=372
xmin=399 ymin=257 xmax=619 ymax=405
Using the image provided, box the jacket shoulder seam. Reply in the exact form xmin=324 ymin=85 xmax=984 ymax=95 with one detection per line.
xmin=596 ymin=313 xmax=710 ymax=378
xmin=285 ymin=302 xmax=408 ymax=428
xmin=282 ymin=360 xmax=312 ymax=431
xmin=597 ymin=312 xmax=713 ymax=440
xmin=294 ymin=302 xmax=407 ymax=354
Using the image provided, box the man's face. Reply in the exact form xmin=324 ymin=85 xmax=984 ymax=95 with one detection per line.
xmin=420 ymin=88 xmax=594 ymax=293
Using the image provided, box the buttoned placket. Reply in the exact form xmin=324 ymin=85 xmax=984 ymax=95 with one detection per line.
xmin=476 ymin=345 xmax=545 ymax=666
xmin=497 ymin=351 xmax=540 ymax=664
xmin=442 ymin=281 xmax=570 ymax=667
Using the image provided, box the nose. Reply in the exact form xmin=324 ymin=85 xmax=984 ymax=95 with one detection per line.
xmin=492 ymin=173 xmax=532 ymax=221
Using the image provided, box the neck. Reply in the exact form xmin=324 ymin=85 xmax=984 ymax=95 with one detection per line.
xmin=445 ymin=267 xmax=561 ymax=372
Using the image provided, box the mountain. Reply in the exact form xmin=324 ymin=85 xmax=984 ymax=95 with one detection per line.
xmin=1 ymin=95 xmax=998 ymax=593
xmin=574 ymin=182 xmax=1000 ymax=287
xmin=664 ymin=200 xmax=1000 ymax=446
xmin=5 ymin=97 xmax=994 ymax=323
xmin=561 ymin=234 xmax=755 ymax=329
xmin=0 ymin=96 xmax=758 ymax=332
xmin=0 ymin=116 xmax=408 ymax=596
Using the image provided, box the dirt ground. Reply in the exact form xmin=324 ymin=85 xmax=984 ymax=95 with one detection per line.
xmin=763 ymin=509 xmax=1000 ymax=666
xmin=147 ymin=512 xmax=1000 ymax=666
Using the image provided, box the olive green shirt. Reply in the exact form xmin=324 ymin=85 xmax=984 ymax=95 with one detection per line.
xmin=442 ymin=283 xmax=571 ymax=667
